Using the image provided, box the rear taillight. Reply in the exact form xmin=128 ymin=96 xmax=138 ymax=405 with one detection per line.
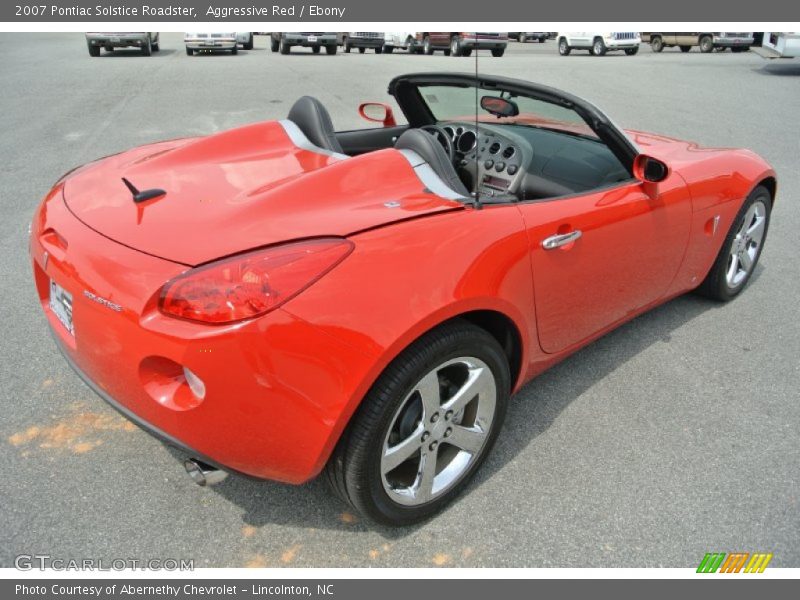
xmin=159 ymin=238 xmax=353 ymax=324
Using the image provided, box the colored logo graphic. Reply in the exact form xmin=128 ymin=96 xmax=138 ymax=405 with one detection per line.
xmin=697 ymin=553 xmax=773 ymax=573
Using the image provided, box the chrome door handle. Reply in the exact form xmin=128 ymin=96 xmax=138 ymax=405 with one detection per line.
xmin=542 ymin=230 xmax=582 ymax=250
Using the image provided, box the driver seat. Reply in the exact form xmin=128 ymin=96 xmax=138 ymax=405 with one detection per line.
xmin=287 ymin=96 xmax=345 ymax=155
xmin=395 ymin=129 xmax=469 ymax=197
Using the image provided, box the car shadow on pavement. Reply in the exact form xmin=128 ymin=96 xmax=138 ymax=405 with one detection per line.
xmin=753 ymin=63 xmax=800 ymax=77
xmin=98 ymin=49 xmax=178 ymax=58
xmin=176 ymin=284 xmax=747 ymax=537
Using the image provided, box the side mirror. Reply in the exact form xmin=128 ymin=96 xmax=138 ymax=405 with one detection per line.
xmin=358 ymin=102 xmax=397 ymax=127
xmin=633 ymin=155 xmax=669 ymax=183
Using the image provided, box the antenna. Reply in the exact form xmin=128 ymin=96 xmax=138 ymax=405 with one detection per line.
xmin=473 ymin=33 xmax=482 ymax=209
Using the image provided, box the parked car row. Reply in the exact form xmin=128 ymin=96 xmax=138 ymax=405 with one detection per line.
xmin=85 ymin=32 xmax=758 ymax=59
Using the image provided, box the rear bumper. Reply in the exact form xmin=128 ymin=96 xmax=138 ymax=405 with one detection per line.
xmin=462 ymin=38 xmax=507 ymax=50
xmin=185 ymin=38 xmax=236 ymax=50
xmin=347 ymin=38 xmax=384 ymax=48
xmin=30 ymin=188 xmax=378 ymax=484
xmin=86 ymin=34 xmax=148 ymax=47
xmin=714 ymin=37 xmax=753 ymax=47
xmin=282 ymin=34 xmax=336 ymax=46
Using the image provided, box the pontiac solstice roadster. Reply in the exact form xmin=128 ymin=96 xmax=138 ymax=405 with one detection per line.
xmin=30 ymin=73 xmax=775 ymax=524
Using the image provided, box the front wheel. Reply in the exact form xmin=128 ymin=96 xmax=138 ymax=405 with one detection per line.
xmin=279 ymin=39 xmax=290 ymax=54
xmin=358 ymin=47 xmax=366 ymax=54
xmin=243 ymin=34 xmax=254 ymax=50
xmin=625 ymin=46 xmax=639 ymax=55
xmin=695 ymin=186 xmax=772 ymax=301
xmin=231 ymin=45 xmax=238 ymax=55
xmin=185 ymin=47 xmax=193 ymax=56
xmin=325 ymin=44 xmax=337 ymax=55
xmin=343 ymin=37 xmax=351 ymax=53
xmin=326 ymin=320 xmax=510 ymax=525
xmin=451 ymin=36 xmax=463 ymax=57
xmin=423 ymin=36 xmax=433 ymax=55
xmin=270 ymin=38 xmax=279 ymax=52
xmin=141 ymin=37 xmax=152 ymax=56
xmin=651 ymin=36 xmax=664 ymax=52
xmin=558 ymin=38 xmax=571 ymax=55
xmin=491 ymin=48 xmax=505 ymax=57
xmin=699 ymin=35 xmax=714 ymax=53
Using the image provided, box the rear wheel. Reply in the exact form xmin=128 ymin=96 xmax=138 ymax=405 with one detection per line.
xmin=699 ymin=35 xmax=714 ymax=53
xmin=423 ymin=35 xmax=433 ymax=55
xmin=87 ymin=42 xmax=100 ymax=57
xmin=375 ymin=46 xmax=382 ymax=54
xmin=326 ymin=44 xmax=337 ymax=55
xmin=358 ymin=47 xmax=366 ymax=54
xmin=695 ymin=186 xmax=772 ymax=301
xmin=384 ymin=45 xmax=393 ymax=53
xmin=343 ymin=37 xmax=351 ymax=53
xmin=141 ymin=37 xmax=152 ymax=56
xmin=312 ymin=45 xmax=321 ymax=54
xmin=558 ymin=37 xmax=571 ymax=55
xmin=680 ymin=45 xmax=692 ymax=52
xmin=625 ymin=46 xmax=639 ymax=55
xmin=651 ymin=36 xmax=664 ymax=52
xmin=591 ymin=38 xmax=606 ymax=56
xmin=279 ymin=39 xmax=290 ymax=54
xmin=185 ymin=47 xmax=193 ymax=56
xmin=518 ymin=33 xmax=527 ymax=43
xmin=270 ymin=38 xmax=279 ymax=52
xmin=231 ymin=45 xmax=238 ymax=55
xmin=462 ymin=48 xmax=472 ymax=57
xmin=243 ymin=33 xmax=254 ymax=50
xmin=451 ymin=36 xmax=463 ymax=56
xmin=491 ymin=47 xmax=505 ymax=57
xmin=326 ymin=320 xmax=510 ymax=525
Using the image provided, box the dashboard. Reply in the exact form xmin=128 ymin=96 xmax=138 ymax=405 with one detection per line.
xmin=440 ymin=121 xmax=631 ymax=201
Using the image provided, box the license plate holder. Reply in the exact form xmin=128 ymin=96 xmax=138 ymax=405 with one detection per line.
xmin=49 ymin=279 xmax=74 ymax=337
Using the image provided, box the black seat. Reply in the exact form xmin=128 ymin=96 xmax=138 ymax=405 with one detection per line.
xmin=287 ymin=96 xmax=345 ymax=154
xmin=395 ymin=129 xmax=469 ymax=197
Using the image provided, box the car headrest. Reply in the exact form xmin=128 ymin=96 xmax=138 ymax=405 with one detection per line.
xmin=287 ymin=96 xmax=345 ymax=155
xmin=395 ymin=129 xmax=469 ymax=198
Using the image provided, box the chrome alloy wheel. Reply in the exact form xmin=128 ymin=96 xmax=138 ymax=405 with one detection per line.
xmin=726 ymin=200 xmax=767 ymax=288
xmin=380 ymin=357 xmax=496 ymax=506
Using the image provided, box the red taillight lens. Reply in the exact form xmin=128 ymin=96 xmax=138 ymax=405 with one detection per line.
xmin=159 ymin=238 xmax=353 ymax=324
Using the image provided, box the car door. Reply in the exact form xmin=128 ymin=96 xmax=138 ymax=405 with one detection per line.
xmin=518 ymin=176 xmax=691 ymax=354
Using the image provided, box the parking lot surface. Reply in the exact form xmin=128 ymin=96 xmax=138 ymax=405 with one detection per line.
xmin=2 ymin=33 xmax=799 ymax=568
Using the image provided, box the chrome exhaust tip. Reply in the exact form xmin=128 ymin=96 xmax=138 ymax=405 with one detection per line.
xmin=184 ymin=458 xmax=228 ymax=486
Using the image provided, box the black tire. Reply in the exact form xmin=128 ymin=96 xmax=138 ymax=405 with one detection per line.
xmin=539 ymin=37 xmax=546 ymax=43
xmin=590 ymin=38 xmax=606 ymax=56
xmin=326 ymin=44 xmax=337 ymax=55
xmin=451 ymin=35 xmax=463 ymax=57
xmin=243 ymin=34 xmax=254 ymax=51
xmin=358 ymin=47 xmax=366 ymax=54
xmin=491 ymin=48 xmax=505 ymax=57
xmin=558 ymin=38 xmax=571 ymax=56
xmin=375 ymin=46 xmax=382 ymax=54
xmin=325 ymin=320 xmax=510 ymax=526
xmin=279 ymin=39 xmax=290 ymax=54
xmin=462 ymin=48 xmax=472 ymax=57
xmin=343 ymin=37 xmax=351 ymax=53
xmin=699 ymin=35 xmax=714 ymax=53
xmin=185 ymin=47 xmax=193 ymax=56
xmin=651 ymin=36 xmax=664 ymax=53
xmin=695 ymin=185 xmax=772 ymax=302
xmin=152 ymin=42 xmax=159 ymax=52
xmin=141 ymin=37 xmax=152 ymax=56
xmin=518 ymin=33 xmax=527 ymax=43
xmin=312 ymin=45 xmax=321 ymax=54
xmin=87 ymin=42 xmax=100 ymax=57
xmin=680 ymin=45 xmax=692 ymax=52
xmin=384 ymin=45 xmax=393 ymax=53
xmin=625 ymin=46 xmax=639 ymax=55
xmin=231 ymin=45 xmax=238 ymax=55
xmin=270 ymin=38 xmax=279 ymax=52
xmin=423 ymin=35 xmax=433 ymax=55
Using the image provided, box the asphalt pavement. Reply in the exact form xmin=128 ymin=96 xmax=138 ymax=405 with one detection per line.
xmin=1 ymin=33 xmax=798 ymax=568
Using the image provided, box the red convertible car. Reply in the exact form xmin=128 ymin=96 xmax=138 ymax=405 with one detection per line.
xmin=30 ymin=73 xmax=775 ymax=525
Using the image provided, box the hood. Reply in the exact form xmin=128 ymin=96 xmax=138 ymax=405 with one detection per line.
xmin=63 ymin=121 xmax=462 ymax=265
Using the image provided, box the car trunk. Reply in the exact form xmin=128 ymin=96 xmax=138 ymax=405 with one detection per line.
xmin=63 ymin=121 xmax=463 ymax=266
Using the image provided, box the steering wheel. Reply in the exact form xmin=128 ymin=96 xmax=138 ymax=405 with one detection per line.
xmin=419 ymin=125 xmax=455 ymax=163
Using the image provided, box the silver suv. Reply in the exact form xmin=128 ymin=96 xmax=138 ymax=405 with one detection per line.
xmin=85 ymin=33 xmax=159 ymax=57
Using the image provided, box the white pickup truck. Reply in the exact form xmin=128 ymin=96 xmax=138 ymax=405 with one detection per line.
xmin=557 ymin=32 xmax=641 ymax=56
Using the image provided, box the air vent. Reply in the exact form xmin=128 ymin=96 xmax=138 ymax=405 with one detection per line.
xmin=488 ymin=142 xmax=501 ymax=154
xmin=502 ymin=146 xmax=515 ymax=159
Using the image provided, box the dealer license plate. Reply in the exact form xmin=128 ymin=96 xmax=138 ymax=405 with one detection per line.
xmin=307 ymin=36 xmax=318 ymax=42
xmin=49 ymin=279 xmax=74 ymax=337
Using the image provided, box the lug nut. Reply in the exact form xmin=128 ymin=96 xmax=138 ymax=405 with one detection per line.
xmin=421 ymin=431 xmax=430 ymax=442
xmin=444 ymin=427 xmax=452 ymax=438
xmin=445 ymin=410 xmax=453 ymax=421
xmin=430 ymin=413 xmax=440 ymax=423
xmin=429 ymin=441 xmax=438 ymax=451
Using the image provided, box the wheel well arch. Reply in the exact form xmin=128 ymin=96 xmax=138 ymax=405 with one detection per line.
xmin=758 ymin=176 xmax=777 ymax=204
xmin=442 ymin=310 xmax=524 ymax=390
